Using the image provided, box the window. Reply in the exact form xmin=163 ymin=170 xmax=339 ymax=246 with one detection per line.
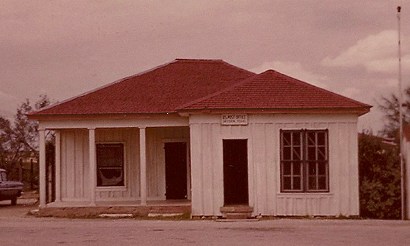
xmin=280 ymin=129 xmax=329 ymax=192
xmin=96 ymin=143 xmax=124 ymax=187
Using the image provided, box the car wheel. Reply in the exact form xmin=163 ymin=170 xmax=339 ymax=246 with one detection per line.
xmin=11 ymin=197 xmax=17 ymax=205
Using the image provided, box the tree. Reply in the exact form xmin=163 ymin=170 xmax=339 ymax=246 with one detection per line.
xmin=0 ymin=95 xmax=52 ymax=174
xmin=359 ymin=133 xmax=401 ymax=219
xmin=378 ymin=87 xmax=410 ymax=139
xmin=0 ymin=117 xmax=13 ymax=167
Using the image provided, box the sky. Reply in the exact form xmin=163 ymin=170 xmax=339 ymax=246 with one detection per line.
xmin=1 ymin=0 xmax=410 ymax=134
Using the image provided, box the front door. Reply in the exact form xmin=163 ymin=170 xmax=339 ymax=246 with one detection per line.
xmin=165 ymin=142 xmax=187 ymax=199
xmin=223 ymin=139 xmax=248 ymax=205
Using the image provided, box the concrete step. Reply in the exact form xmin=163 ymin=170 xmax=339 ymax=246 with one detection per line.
xmin=220 ymin=205 xmax=253 ymax=219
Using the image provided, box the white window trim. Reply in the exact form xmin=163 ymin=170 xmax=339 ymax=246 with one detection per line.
xmin=279 ymin=129 xmax=330 ymax=193
xmin=95 ymin=141 xmax=127 ymax=191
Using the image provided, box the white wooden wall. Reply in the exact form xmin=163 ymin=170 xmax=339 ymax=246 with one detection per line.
xmin=146 ymin=127 xmax=190 ymax=200
xmin=60 ymin=129 xmax=90 ymax=201
xmin=59 ymin=127 xmax=189 ymax=203
xmin=190 ymin=114 xmax=360 ymax=217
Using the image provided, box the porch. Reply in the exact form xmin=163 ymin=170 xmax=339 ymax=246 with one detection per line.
xmin=38 ymin=200 xmax=191 ymax=218
xmin=37 ymin=115 xmax=191 ymax=210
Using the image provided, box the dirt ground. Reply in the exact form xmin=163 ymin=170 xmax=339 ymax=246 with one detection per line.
xmin=0 ymin=191 xmax=38 ymax=218
xmin=1 ymin=194 xmax=410 ymax=246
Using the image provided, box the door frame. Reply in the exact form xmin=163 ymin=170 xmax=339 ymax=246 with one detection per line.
xmin=162 ymin=139 xmax=191 ymax=200
xmin=222 ymin=138 xmax=249 ymax=206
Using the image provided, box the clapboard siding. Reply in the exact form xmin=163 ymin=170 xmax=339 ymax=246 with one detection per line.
xmin=59 ymin=127 xmax=189 ymax=203
xmin=146 ymin=127 xmax=190 ymax=200
xmin=60 ymin=129 xmax=89 ymax=201
xmin=190 ymin=114 xmax=359 ymax=217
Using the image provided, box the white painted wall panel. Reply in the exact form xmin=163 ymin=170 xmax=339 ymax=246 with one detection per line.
xmin=146 ymin=127 xmax=190 ymax=200
xmin=60 ymin=129 xmax=89 ymax=201
xmin=190 ymin=114 xmax=360 ymax=217
xmin=59 ymin=127 xmax=189 ymax=203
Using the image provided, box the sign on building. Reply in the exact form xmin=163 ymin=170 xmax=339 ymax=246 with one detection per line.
xmin=221 ymin=114 xmax=248 ymax=126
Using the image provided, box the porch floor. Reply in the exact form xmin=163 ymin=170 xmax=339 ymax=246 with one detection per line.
xmin=39 ymin=200 xmax=191 ymax=218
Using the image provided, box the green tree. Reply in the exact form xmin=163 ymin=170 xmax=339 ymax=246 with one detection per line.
xmin=0 ymin=95 xmax=52 ymax=173
xmin=359 ymin=133 xmax=401 ymax=219
xmin=378 ymin=87 xmax=410 ymax=139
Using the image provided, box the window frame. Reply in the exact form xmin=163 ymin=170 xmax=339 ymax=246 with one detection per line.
xmin=96 ymin=142 xmax=126 ymax=188
xmin=280 ymin=129 xmax=329 ymax=193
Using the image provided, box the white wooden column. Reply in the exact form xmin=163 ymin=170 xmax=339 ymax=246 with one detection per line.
xmin=139 ymin=127 xmax=147 ymax=205
xmin=55 ymin=131 xmax=61 ymax=203
xmin=88 ymin=128 xmax=96 ymax=206
xmin=39 ymin=128 xmax=46 ymax=208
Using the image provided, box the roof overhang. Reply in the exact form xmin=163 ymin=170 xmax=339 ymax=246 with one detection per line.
xmin=177 ymin=106 xmax=372 ymax=117
xmin=28 ymin=112 xmax=184 ymax=121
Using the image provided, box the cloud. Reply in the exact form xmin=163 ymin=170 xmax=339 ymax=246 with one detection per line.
xmin=321 ymin=30 xmax=410 ymax=74
xmin=0 ymin=90 xmax=18 ymax=118
xmin=251 ymin=61 xmax=328 ymax=88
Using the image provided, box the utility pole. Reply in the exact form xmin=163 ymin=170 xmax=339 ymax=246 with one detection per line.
xmin=397 ymin=5 xmax=406 ymax=220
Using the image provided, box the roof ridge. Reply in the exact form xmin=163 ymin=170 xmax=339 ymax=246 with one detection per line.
xmin=267 ymin=70 xmax=371 ymax=108
xmin=177 ymin=72 xmax=259 ymax=110
xmin=175 ymin=58 xmax=223 ymax=62
xmin=178 ymin=69 xmax=371 ymax=111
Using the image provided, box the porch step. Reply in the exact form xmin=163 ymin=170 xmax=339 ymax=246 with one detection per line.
xmin=220 ymin=205 xmax=253 ymax=219
xmin=149 ymin=205 xmax=191 ymax=214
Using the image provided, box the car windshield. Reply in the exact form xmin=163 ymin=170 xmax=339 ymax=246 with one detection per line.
xmin=0 ymin=171 xmax=7 ymax=181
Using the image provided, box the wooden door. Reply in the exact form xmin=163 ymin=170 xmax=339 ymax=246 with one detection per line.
xmin=165 ymin=142 xmax=187 ymax=199
xmin=223 ymin=139 xmax=248 ymax=205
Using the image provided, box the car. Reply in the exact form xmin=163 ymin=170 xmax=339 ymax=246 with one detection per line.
xmin=0 ymin=168 xmax=23 ymax=205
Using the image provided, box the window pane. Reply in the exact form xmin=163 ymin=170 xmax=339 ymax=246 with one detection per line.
xmin=317 ymin=132 xmax=326 ymax=145
xmin=307 ymin=132 xmax=316 ymax=145
xmin=283 ymin=132 xmax=291 ymax=146
xmin=318 ymin=176 xmax=327 ymax=190
xmin=283 ymin=146 xmax=291 ymax=160
xmin=293 ymin=177 xmax=301 ymax=190
xmin=308 ymin=176 xmax=317 ymax=190
xmin=293 ymin=146 xmax=301 ymax=160
xmin=318 ymin=147 xmax=326 ymax=160
xmin=98 ymin=168 xmax=124 ymax=186
xmin=293 ymin=132 xmax=301 ymax=146
xmin=308 ymin=163 xmax=317 ymax=175
xmin=97 ymin=144 xmax=124 ymax=167
xmin=307 ymin=146 xmax=316 ymax=160
xmin=283 ymin=176 xmax=292 ymax=190
xmin=280 ymin=129 xmax=328 ymax=193
xmin=96 ymin=144 xmax=124 ymax=187
xmin=293 ymin=162 xmax=301 ymax=175
xmin=283 ymin=162 xmax=291 ymax=175
xmin=318 ymin=163 xmax=326 ymax=175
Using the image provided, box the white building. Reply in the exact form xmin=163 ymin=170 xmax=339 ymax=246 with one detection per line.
xmin=30 ymin=59 xmax=370 ymax=218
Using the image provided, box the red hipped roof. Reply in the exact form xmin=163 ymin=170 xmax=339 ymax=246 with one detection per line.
xmin=31 ymin=59 xmax=371 ymax=117
xmin=179 ymin=70 xmax=370 ymax=114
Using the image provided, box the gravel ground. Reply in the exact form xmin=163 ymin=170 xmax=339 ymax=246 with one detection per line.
xmin=0 ymin=197 xmax=410 ymax=246
xmin=0 ymin=197 xmax=38 ymax=218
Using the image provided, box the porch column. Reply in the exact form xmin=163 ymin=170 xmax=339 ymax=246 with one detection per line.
xmin=39 ymin=128 xmax=46 ymax=208
xmin=139 ymin=127 xmax=147 ymax=205
xmin=55 ymin=130 xmax=61 ymax=203
xmin=88 ymin=128 xmax=96 ymax=206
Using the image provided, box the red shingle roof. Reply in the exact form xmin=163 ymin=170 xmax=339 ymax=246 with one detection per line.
xmin=179 ymin=70 xmax=370 ymax=114
xmin=32 ymin=59 xmax=254 ymax=115
xmin=31 ymin=59 xmax=371 ymax=117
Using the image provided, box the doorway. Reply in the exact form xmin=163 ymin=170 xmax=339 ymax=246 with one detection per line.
xmin=164 ymin=142 xmax=188 ymax=199
xmin=223 ymin=139 xmax=248 ymax=205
